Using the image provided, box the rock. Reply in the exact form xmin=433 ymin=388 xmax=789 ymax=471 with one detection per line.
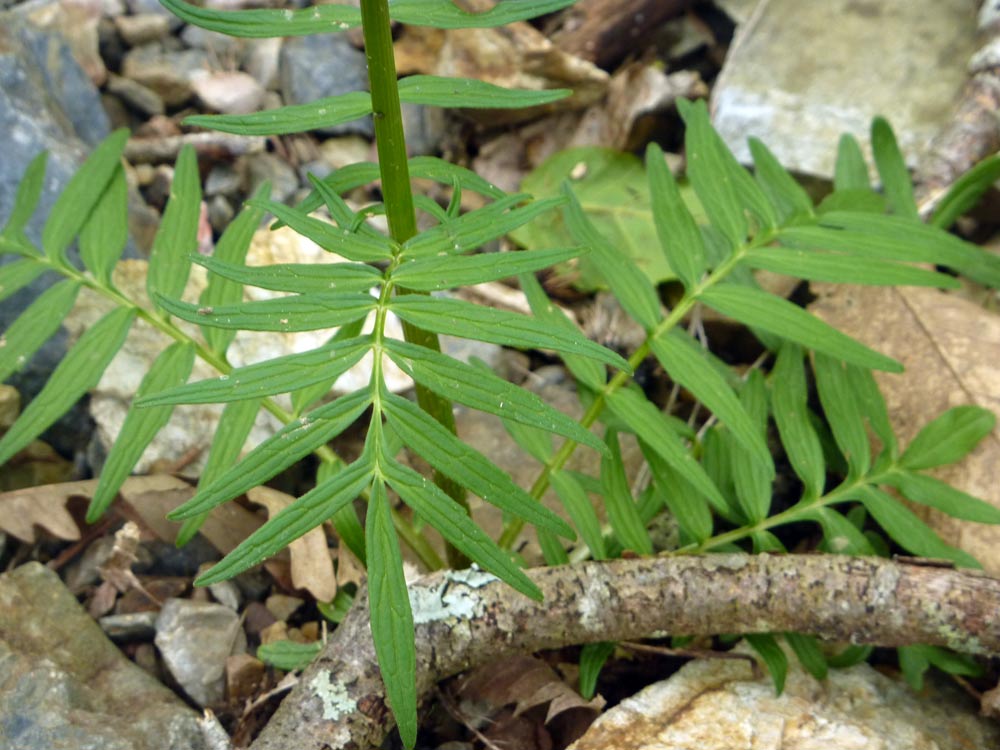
xmin=0 ymin=13 xmax=108 ymax=455
xmin=207 ymin=194 xmax=235 ymax=234
xmin=571 ymin=641 xmax=1000 ymax=749
xmin=0 ymin=385 xmax=19 ymax=429
xmin=121 ymin=43 xmax=210 ymax=107
xmin=401 ymin=102 xmax=447 ymax=156
xmin=99 ymin=611 xmax=159 ymax=641
xmin=244 ymin=151 xmax=301 ymax=204
xmin=126 ymin=0 xmax=183 ymax=31
xmin=205 ymin=163 xmax=243 ymax=197
xmin=113 ymin=13 xmax=170 ymax=47
xmin=713 ymin=0 xmax=761 ymax=25
xmin=243 ymin=36 xmax=282 ymax=90
xmin=191 ymin=70 xmax=265 ymax=115
xmin=265 ymin=593 xmax=304 ymax=622
xmin=155 ymin=599 xmax=246 ymax=708
xmin=279 ymin=33 xmax=373 ymax=137
xmin=711 ymin=0 xmax=979 ymax=178
xmin=0 ymin=562 xmax=207 ymax=750
xmin=15 ymin=0 xmax=107 ymax=86
xmin=317 ymin=135 xmax=373 ymax=171
xmin=106 ymin=71 xmax=165 ymax=117
xmin=179 ymin=24 xmax=243 ymax=58
xmin=207 ymin=579 xmax=242 ymax=611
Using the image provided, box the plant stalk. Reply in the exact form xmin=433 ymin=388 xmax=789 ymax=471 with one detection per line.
xmin=359 ymin=0 xmax=469 ymax=568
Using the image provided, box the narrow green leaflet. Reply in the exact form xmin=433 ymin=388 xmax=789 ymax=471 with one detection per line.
xmin=139 ymin=338 xmax=370 ymax=406
xmin=390 ymin=295 xmax=628 ymax=370
xmin=769 ymin=344 xmax=825 ymax=499
xmin=854 ymin=486 xmax=979 ymax=567
xmin=827 ymin=644 xmax=873 ymax=669
xmin=650 ymin=330 xmax=771 ymax=469
xmin=742 ymin=246 xmax=959 ymax=288
xmin=390 ymin=0 xmax=577 ymax=28
xmin=883 ymin=470 xmax=1000 ymax=525
xmin=384 ymin=338 xmax=606 ymax=453
xmin=697 ymin=284 xmax=902 ymax=372
xmin=87 ymin=342 xmax=195 ymax=522
xmin=0 ymin=307 xmax=135 ymax=465
xmin=391 ymin=246 xmax=581 ymax=291
xmin=398 ymin=75 xmax=569 ymax=109
xmin=563 ymin=185 xmax=661 ymax=330
xmin=784 ymin=633 xmax=827 ymax=680
xmin=798 ymin=213 xmax=1000 ymax=288
xmin=579 ymin=642 xmax=616 ymax=700
xmin=745 ymin=633 xmax=788 ymax=694
xmin=833 ymin=134 xmax=870 ymax=191
xmin=2 ymin=151 xmax=48 ymax=245
xmin=518 ymin=272 xmax=605 ymax=390
xmin=813 ymin=354 xmax=870 ymax=477
xmin=748 ymin=138 xmax=814 ymax=222
xmin=199 ymin=185 xmax=269 ymax=353
xmin=550 ymin=470 xmax=607 ymax=560
xmin=156 ymin=291 xmax=376 ymax=332
xmin=161 ymin=0 xmax=574 ymax=34
xmin=195 ymin=255 xmax=381 ymax=296
xmin=42 ymin=129 xmax=129 ymax=266
xmin=195 ymin=457 xmax=374 ymax=584
xmin=381 ymin=456 xmax=542 ymax=601
xmin=0 ymin=260 xmax=46 ymax=304
xmin=871 ymin=117 xmax=918 ymax=219
xmin=381 ymin=391 xmax=574 ymax=538
xmin=248 ymin=199 xmax=394 ymax=262
xmin=257 ymin=641 xmax=322 ymax=671
xmin=752 ymin=530 xmax=785 ymax=553
xmin=291 ymin=319 xmax=367 ymax=416
xmin=177 ymin=398 xmax=262 ymax=547
xmin=307 ymin=173 xmax=368 ymax=229
xmin=678 ymin=98 xmax=776 ymax=239
xmin=0 ymin=279 xmax=81 ymax=383
xmin=601 ymin=430 xmax=653 ymax=554
xmin=169 ymin=390 xmax=372 ymax=520
xmin=931 ymin=154 xmax=1000 ymax=229
xmin=897 ymin=645 xmax=930 ymax=691
xmin=729 ymin=372 xmax=773 ymax=523
xmin=899 ymin=405 xmax=996 ymax=471
xmin=641 ymin=441 xmax=713 ymax=543
xmin=606 ymin=388 xmax=728 ymax=512
xmin=366 ymin=478 xmax=418 ymax=749
xmin=316 ymin=457 xmax=367 ymax=562
xmin=147 ymin=145 xmax=200 ymax=302
xmin=186 ymin=92 xmax=373 ymax=135
xmin=802 ymin=507 xmax=874 ymax=555
xmin=646 ymin=142 xmax=707 ymax=288
xmin=845 ymin=364 xmax=897 ymax=460
xmin=401 ymin=194 xmax=563 ymax=258
xmin=79 ymin=165 xmax=128 ymax=286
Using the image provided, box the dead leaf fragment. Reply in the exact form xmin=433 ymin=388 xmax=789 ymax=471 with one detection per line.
xmin=809 ymin=284 xmax=1000 ymax=571
xmin=246 ymin=486 xmax=337 ymax=601
xmin=0 ymin=480 xmax=86 ymax=542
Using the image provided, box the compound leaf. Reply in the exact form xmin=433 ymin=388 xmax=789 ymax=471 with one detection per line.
xmin=646 ymin=142 xmax=707 ymax=288
xmin=899 ymin=406 xmax=995 ymax=471
xmin=79 ymin=164 xmax=128 ymax=285
xmin=157 ymin=291 xmax=376 ymax=332
xmin=148 ymin=145 xmax=201 ymax=302
xmin=883 ymin=470 xmax=1000 ymax=525
xmin=0 ymin=279 xmax=80 ymax=383
xmin=398 ymin=75 xmax=569 ymax=109
xmin=392 ymin=246 xmax=580 ymax=291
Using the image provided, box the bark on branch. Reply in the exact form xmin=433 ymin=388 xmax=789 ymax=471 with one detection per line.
xmin=250 ymin=554 xmax=1000 ymax=750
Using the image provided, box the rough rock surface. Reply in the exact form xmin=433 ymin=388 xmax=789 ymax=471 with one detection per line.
xmin=712 ymin=0 xmax=979 ymax=177
xmin=0 ymin=563 xmax=206 ymax=750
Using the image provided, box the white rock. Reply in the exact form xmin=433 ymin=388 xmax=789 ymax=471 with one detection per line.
xmin=190 ymin=70 xmax=265 ymax=115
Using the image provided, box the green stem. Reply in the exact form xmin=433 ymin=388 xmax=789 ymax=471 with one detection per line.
xmin=360 ymin=0 xmax=468 ymax=568
xmin=497 ymin=230 xmax=775 ymax=551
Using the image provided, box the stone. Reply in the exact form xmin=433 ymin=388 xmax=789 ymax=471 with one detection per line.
xmin=243 ymin=36 xmax=282 ymax=91
xmin=179 ymin=24 xmax=243 ymax=58
xmin=570 ymin=642 xmax=1000 ymax=750
xmin=121 ymin=43 xmax=210 ymax=107
xmin=711 ymin=0 xmax=979 ymax=178
xmin=99 ymin=611 xmax=159 ymax=641
xmin=106 ymin=72 xmax=165 ymax=117
xmin=0 ymin=385 xmax=20 ymax=429
xmin=190 ymin=70 xmax=265 ymax=115
xmin=317 ymin=135 xmax=373 ymax=171
xmin=0 ymin=563 xmax=207 ymax=750
xmin=113 ymin=13 xmax=170 ymax=47
xmin=15 ymin=0 xmax=107 ymax=85
xmin=126 ymin=0 xmax=183 ymax=31
xmin=265 ymin=593 xmax=304 ymax=622
xmin=205 ymin=163 xmax=243 ymax=197
xmin=279 ymin=33 xmax=373 ymax=137
xmin=401 ymin=102 xmax=447 ymax=156
xmin=207 ymin=194 xmax=236 ymax=234
xmin=155 ymin=599 xmax=245 ymax=708
xmin=244 ymin=151 xmax=301 ymax=204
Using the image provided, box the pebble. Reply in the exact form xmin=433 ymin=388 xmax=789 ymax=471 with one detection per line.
xmin=99 ymin=611 xmax=159 ymax=641
xmin=113 ymin=13 xmax=170 ymax=47
xmin=106 ymin=71 xmax=165 ymax=117
xmin=191 ymin=70 xmax=266 ymax=115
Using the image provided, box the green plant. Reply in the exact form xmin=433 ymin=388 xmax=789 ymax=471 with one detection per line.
xmin=2 ymin=0 xmax=1000 ymax=744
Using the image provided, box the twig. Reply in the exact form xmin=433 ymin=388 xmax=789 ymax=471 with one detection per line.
xmin=248 ymin=554 xmax=1000 ymax=750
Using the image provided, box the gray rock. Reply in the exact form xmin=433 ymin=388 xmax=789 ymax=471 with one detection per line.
xmin=711 ymin=0 xmax=978 ymax=178
xmin=106 ymin=72 xmax=165 ymax=117
xmin=155 ymin=599 xmax=245 ymax=708
xmin=0 ymin=563 xmax=207 ymax=750
xmin=99 ymin=611 xmax=159 ymax=642
xmin=245 ymin=151 xmax=300 ymax=204
xmin=207 ymin=194 xmax=236 ymax=234
xmin=113 ymin=13 xmax=170 ymax=47
xmin=401 ymin=102 xmax=447 ymax=156
xmin=0 ymin=15 xmax=111 ymax=457
xmin=191 ymin=70 xmax=265 ymax=115
xmin=204 ymin=163 xmax=243 ymax=197
xmin=179 ymin=24 xmax=243 ymax=58
xmin=279 ymin=33 xmax=373 ymax=137
xmin=121 ymin=43 xmax=210 ymax=107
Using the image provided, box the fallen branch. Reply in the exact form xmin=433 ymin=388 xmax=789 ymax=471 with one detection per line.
xmin=249 ymin=554 xmax=1000 ymax=750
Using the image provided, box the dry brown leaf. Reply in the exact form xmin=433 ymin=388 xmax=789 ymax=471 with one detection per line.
xmin=458 ymin=654 xmax=605 ymax=725
xmin=0 ymin=479 xmax=88 ymax=542
xmin=810 ymin=284 xmax=1000 ymax=571
xmin=246 ymin=486 xmax=337 ymax=601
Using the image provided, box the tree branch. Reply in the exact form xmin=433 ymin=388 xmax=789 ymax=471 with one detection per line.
xmin=249 ymin=554 xmax=1000 ymax=750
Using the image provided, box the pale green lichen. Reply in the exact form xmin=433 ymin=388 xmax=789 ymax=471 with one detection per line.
xmin=410 ymin=566 xmax=499 ymax=625
xmin=310 ymin=672 xmax=357 ymax=721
